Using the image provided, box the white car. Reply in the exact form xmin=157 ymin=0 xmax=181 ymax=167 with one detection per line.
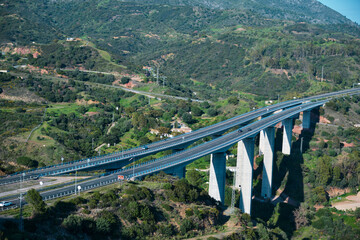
xmin=0 ymin=201 xmax=12 ymax=207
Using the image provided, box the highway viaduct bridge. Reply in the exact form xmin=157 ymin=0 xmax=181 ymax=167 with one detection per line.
xmin=1 ymin=88 xmax=360 ymax=215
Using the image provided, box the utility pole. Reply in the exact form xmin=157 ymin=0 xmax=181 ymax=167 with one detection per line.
xmin=19 ymin=173 xmax=25 ymax=232
xmin=74 ymin=171 xmax=77 ymax=195
xmin=321 ymin=66 xmax=324 ymax=82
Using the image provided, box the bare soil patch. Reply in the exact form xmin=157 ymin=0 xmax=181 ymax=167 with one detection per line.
xmin=332 ymin=192 xmax=360 ymax=211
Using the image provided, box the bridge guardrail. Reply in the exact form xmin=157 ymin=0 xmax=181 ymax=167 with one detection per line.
xmin=6 ymin=89 xmax=360 ymax=183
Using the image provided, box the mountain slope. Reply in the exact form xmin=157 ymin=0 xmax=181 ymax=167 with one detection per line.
xmin=2 ymin=0 xmax=360 ymax=100
xmin=124 ymin=0 xmax=355 ymax=25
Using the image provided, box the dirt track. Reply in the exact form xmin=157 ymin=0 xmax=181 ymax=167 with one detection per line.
xmin=332 ymin=192 xmax=360 ymax=211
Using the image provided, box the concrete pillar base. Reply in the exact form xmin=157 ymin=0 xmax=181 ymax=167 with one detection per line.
xmin=282 ymin=118 xmax=293 ymax=155
xmin=261 ymin=127 xmax=275 ymax=199
xmin=259 ymin=130 xmax=265 ymax=156
xmin=173 ymin=166 xmax=186 ymax=179
xmin=209 ymin=152 xmax=226 ymax=204
xmin=303 ymin=111 xmax=311 ymax=129
xmin=236 ymin=138 xmax=255 ymax=214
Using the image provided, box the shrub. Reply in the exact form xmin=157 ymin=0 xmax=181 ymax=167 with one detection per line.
xmin=157 ymin=224 xmax=175 ymax=237
xmin=185 ymin=208 xmax=194 ymax=217
xmin=62 ymin=215 xmax=83 ymax=233
xmin=354 ymin=208 xmax=360 ymax=219
xmin=180 ymin=219 xmax=194 ymax=235
xmin=16 ymin=156 xmax=38 ymax=168
xmin=96 ymin=217 xmax=111 ymax=234
xmin=121 ymin=76 xmax=131 ymax=84
xmin=161 ymin=203 xmax=173 ymax=211
xmin=26 ymin=189 xmax=47 ymax=215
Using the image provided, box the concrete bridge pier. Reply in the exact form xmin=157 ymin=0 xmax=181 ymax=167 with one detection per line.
xmin=209 ymin=152 xmax=227 ymax=204
xmin=282 ymin=118 xmax=293 ymax=155
xmin=261 ymin=127 xmax=275 ymax=199
xmin=259 ymin=130 xmax=265 ymax=156
xmin=236 ymin=137 xmax=255 ymax=215
xmin=302 ymin=110 xmax=311 ymax=129
xmin=173 ymin=166 xmax=186 ymax=179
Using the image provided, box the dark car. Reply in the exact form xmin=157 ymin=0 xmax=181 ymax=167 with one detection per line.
xmin=142 ymin=146 xmax=148 ymax=150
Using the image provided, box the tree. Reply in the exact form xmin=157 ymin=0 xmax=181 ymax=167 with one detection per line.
xmin=191 ymin=106 xmax=203 ymax=116
xmin=157 ymin=126 xmax=171 ymax=137
xmin=16 ymin=156 xmax=38 ymax=168
xmin=228 ymin=96 xmax=239 ymax=105
xmin=26 ymin=189 xmax=46 ymax=215
xmin=267 ymin=203 xmax=280 ymax=227
xmin=186 ymin=169 xmax=204 ymax=188
xmin=96 ymin=217 xmax=111 ymax=234
xmin=207 ymin=108 xmax=218 ymax=117
xmin=62 ymin=215 xmax=83 ymax=233
xmin=294 ymin=203 xmax=311 ymax=229
xmin=121 ymin=76 xmax=131 ymax=84
xmin=182 ymin=112 xmax=193 ymax=124
xmin=354 ymin=207 xmax=360 ymax=219
xmin=316 ymin=155 xmax=332 ymax=186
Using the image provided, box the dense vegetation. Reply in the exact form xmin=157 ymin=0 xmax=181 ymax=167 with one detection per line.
xmin=2 ymin=0 xmax=360 ymax=99
xmin=0 ymin=175 xmax=223 ymax=240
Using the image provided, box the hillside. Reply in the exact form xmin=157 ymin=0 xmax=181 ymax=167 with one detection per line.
xmin=125 ymin=0 xmax=355 ymax=25
xmin=1 ymin=0 xmax=360 ymax=100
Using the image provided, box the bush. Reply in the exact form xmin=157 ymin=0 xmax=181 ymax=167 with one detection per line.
xmin=208 ymin=107 xmax=218 ymax=117
xmin=96 ymin=217 xmax=111 ymax=234
xmin=62 ymin=215 xmax=83 ymax=233
xmin=354 ymin=207 xmax=360 ymax=219
xmin=121 ymin=76 xmax=131 ymax=84
xmin=228 ymin=96 xmax=239 ymax=105
xmin=26 ymin=189 xmax=47 ymax=215
xmin=182 ymin=112 xmax=194 ymax=124
xmin=16 ymin=156 xmax=38 ymax=168
xmin=157 ymin=223 xmax=175 ymax=237
xmin=185 ymin=208 xmax=194 ymax=217
xmin=180 ymin=219 xmax=194 ymax=235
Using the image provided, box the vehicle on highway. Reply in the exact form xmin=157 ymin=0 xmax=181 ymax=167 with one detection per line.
xmin=142 ymin=146 xmax=149 ymax=150
xmin=0 ymin=201 xmax=12 ymax=207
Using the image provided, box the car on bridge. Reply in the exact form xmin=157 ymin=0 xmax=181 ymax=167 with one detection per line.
xmin=0 ymin=201 xmax=12 ymax=207
xmin=142 ymin=146 xmax=149 ymax=150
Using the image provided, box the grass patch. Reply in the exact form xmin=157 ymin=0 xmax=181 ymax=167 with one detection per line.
xmin=187 ymin=156 xmax=210 ymax=170
xmin=47 ymin=103 xmax=81 ymax=116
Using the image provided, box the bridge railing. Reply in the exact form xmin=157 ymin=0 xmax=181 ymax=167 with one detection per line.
xmin=8 ymin=89 xmax=360 ymax=179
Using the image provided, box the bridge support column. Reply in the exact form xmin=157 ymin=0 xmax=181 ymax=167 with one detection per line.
xmin=173 ymin=166 xmax=186 ymax=179
xmin=261 ymin=127 xmax=275 ymax=199
xmin=259 ymin=130 xmax=265 ymax=156
xmin=282 ymin=118 xmax=293 ymax=155
xmin=209 ymin=152 xmax=226 ymax=204
xmin=302 ymin=110 xmax=311 ymax=129
xmin=236 ymin=138 xmax=255 ymax=215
